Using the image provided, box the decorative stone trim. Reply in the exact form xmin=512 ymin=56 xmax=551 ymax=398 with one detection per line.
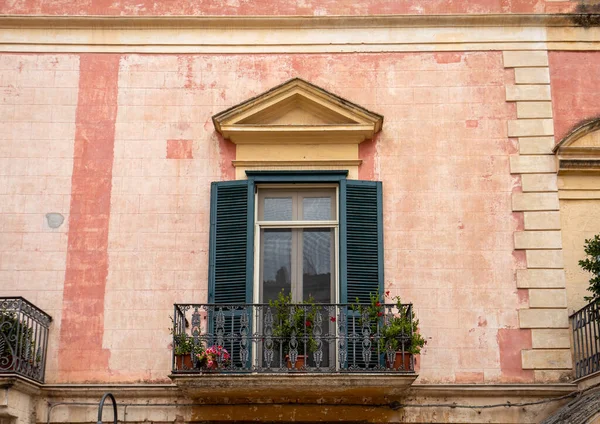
xmin=504 ymin=50 xmax=571 ymax=377
xmin=212 ymin=78 xmax=383 ymax=179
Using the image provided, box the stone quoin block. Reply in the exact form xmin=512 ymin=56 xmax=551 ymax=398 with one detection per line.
xmin=507 ymin=119 xmax=554 ymax=137
xmin=509 ymin=155 xmax=556 ymax=174
xmin=505 ymin=85 xmax=552 ymax=102
xmin=523 ymin=212 xmax=562 ymax=230
xmin=531 ymin=329 xmax=571 ymax=349
xmin=514 ymin=68 xmax=551 ymax=84
xmin=519 ymin=309 xmax=569 ymax=329
xmin=521 ymin=174 xmax=558 ymax=192
xmin=526 ymin=250 xmax=564 ymax=269
xmin=528 ymin=289 xmax=567 ymax=308
xmin=514 ymin=231 xmax=562 ymax=249
xmin=512 ymin=192 xmax=559 ymax=211
xmin=521 ymin=349 xmax=572 ymax=369
xmin=518 ymin=137 xmax=556 ymax=155
xmin=503 ymin=51 xmax=549 ymax=68
xmin=516 ymin=269 xmax=566 ymax=289
xmin=516 ymin=102 xmax=553 ymax=119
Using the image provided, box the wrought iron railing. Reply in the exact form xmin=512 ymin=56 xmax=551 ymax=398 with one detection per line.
xmin=171 ymin=302 xmax=417 ymax=373
xmin=571 ymin=301 xmax=600 ymax=379
xmin=0 ymin=297 xmax=52 ymax=383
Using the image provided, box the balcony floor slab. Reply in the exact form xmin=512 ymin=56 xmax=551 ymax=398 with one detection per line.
xmin=170 ymin=373 xmax=417 ymax=405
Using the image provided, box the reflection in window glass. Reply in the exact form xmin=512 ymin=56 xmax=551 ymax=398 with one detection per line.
xmin=302 ymin=228 xmax=332 ymax=303
xmin=263 ymin=197 xmax=293 ymax=221
xmin=302 ymin=197 xmax=332 ymax=221
xmin=261 ymin=229 xmax=292 ymax=302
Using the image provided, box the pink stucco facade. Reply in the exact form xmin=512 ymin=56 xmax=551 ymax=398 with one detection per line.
xmin=2 ymin=2 xmax=600 ymax=422
xmin=0 ymin=51 xmax=529 ymax=383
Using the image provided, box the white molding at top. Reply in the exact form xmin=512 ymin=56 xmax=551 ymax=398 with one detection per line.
xmin=2 ymin=14 xmax=600 ymax=53
xmin=0 ymin=14 xmax=595 ymax=29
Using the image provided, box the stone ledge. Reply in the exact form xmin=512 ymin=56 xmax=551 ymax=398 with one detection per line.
xmin=0 ymin=375 xmax=42 ymax=397
xmin=171 ymin=373 xmax=418 ymax=404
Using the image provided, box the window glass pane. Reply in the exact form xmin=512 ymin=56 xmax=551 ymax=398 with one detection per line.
xmin=302 ymin=197 xmax=332 ymax=221
xmin=302 ymin=228 xmax=332 ymax=303
xmin=261 ymin=229 xmax=292 ymax=302
xmin=263 ymin=197 xmax=293 ymax=221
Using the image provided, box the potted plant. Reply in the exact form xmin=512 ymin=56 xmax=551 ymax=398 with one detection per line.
xmin=196 ymin=345 xmax=231 ymax=370
xmin=269 ymin=290 xmax=318 ymax=370
xmin=170 ymin=316 xmax=204 ymax=370
xmin=353 ymin=291 xmax=425 ymax=371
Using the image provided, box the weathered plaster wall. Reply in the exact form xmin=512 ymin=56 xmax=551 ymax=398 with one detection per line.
xmin=375 ymin=51 xmax=527 ymax=383
xmin=103 ymin=55 xmax=224 ymax=381
xmin=0 ymin=0 xmax=578 ymax=15
xmin=99 ymin=52 xmax=524 ymax=384
xmin=550 ymin=51 xmax=600 ymax=141
xmin=1 ymin=52 xmax=528 ymax=384
xmin=0 ymin=53 xmax=79 ymax=383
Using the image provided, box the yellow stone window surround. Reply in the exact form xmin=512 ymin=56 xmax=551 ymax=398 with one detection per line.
xmin=212 ymin=78 xmax=383 ymax=179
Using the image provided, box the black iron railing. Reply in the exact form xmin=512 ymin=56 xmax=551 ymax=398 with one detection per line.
xmin=0 ymin=297 xmax=52 ymax=383
xmin=571 ymin=301 xmax=600 ymax=379
xmin=171 ymin=302 xmax=416 ymax=373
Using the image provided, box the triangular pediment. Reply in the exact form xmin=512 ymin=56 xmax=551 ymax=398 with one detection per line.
xmin=555 ymin=118 xmax=600 ymax=154
xmin=555 ymin=118 xmax=600 ymax=174
xmin=212 ymin=78 xmax=383 ymax=144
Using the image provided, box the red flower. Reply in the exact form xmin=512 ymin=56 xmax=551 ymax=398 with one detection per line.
xmin=377 ymin=312 xmax=383 ymax=317
xmin=330 ymin=317 xmax=336 ymax=323
xmin=375 ymin=301 xmax=381 ymax=307
xmin=305 ymin=320 xmax=312 ymax=327
xmin=385 ymin=291 xmax=390 ymax=297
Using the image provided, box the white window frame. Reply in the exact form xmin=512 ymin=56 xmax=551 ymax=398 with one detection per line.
xmin=252 ymin=184 xmax=340 ymax=370
xmin=252 ymin=184 xmax=340 ymax=305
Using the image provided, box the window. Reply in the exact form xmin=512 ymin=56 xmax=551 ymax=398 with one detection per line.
xmin=208 ymin=171 xmax=383 ymax=307
xmin=256 ymin=187 xmax=338 ymax=304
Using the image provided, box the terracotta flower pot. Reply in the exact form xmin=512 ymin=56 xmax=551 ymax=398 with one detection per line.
xmin=174 ymin=354 xmax=194 ymax=370
xmin=285 ymin=354 xmax=306 ymax=370
xmin=385 ymin=352 xmax=413 ymax=371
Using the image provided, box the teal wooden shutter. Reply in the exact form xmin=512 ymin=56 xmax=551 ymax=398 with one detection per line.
xmin=208 ymin=180 xmax=254 ymax=304
xmin=340 ymin=180 xmax=384 ymax=304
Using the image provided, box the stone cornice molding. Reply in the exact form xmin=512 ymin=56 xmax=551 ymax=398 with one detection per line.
xmin=2 ymin=14 xmax=600 ymax=53
xmin=0 ymin=13 xmax=598 ymax=29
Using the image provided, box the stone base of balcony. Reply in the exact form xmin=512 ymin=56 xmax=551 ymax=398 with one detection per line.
xmin=170 ymin=373 xmax=418 ymax=404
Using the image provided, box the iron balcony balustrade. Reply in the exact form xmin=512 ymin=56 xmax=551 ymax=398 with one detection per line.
xmin=571 ymin=300 xmax=600 ymax=379
xmin=0 ymin=297 xmax=52 ymax=383
xmin=171 ymin=302 xmax=417 ymax=374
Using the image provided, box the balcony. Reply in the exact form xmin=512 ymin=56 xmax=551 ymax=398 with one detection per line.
xmin=0 ymin=297 xmax=52 ymax=384
xmin=169 ymin=302 xmax=418 ymax=403
xmin=571 ymin=300 xmax=600 ymax=380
